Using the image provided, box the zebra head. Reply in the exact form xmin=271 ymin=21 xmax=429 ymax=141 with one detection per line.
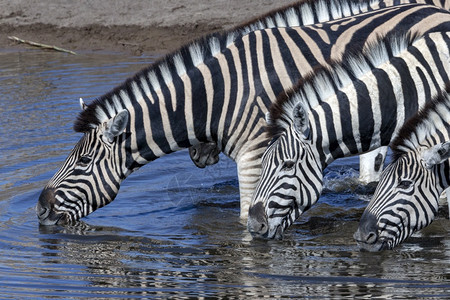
xmin=37 ymin=100 xmax=130 ymax=226
xmin=248 ymin=102 xmax=323 ymax=239
xmin=355 ymin=142 xmax=450 ymax=251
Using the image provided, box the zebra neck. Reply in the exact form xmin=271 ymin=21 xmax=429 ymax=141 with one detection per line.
xmin=308 ymin=110 xmax=355 ymax=167
xmin=123 ymin=54 xmax=228 ymax=165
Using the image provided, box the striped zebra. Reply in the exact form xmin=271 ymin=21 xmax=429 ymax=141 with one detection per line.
xmin=189 ymin=0 xmax=450 ymax=176
xmin=354 ymin=85 xmax=450 ymax=251
xmin=36 ymin=4 xmax=450 ymax=225
xmin=247 ymin=31 xmax=450 ymax=239
xmin=189 ymin=0 xmax=450 ymax=171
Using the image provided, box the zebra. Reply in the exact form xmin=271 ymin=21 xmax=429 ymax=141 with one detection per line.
xmin=189 ymin=0 xmax=450 ymax=176
xmin=184 ymin=0 xmax=450 ymax=206
xmin=354 ymin=85 xmax=450 ymax=251
xmin=36 ymin=4 xmax=450 ymax=226
xmin=188 ymin=0 xmax=450 ymax=170
xmin=247 ymin=31 xmax=450 ymax=239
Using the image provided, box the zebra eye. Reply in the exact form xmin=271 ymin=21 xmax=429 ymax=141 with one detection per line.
xmin=77 ymin=155 xmax=92 ymax=167
xmin=281 ymin=160 xmax=295 ymax=171
xmin=397 ymin=179 xmax=413 ymax=190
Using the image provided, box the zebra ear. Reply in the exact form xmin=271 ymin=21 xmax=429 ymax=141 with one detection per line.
xmin=79 ymin=98 xmax=87 ymax=110
xmin=292 ymin=102 xmax=310 ymax=140
xmin=422 ymin=142 xmax=450 ymax=169
xmin=265 ymin=112 xmax=272 ymax=125
xmin=101 ymin=110 xmax=129 ymax=144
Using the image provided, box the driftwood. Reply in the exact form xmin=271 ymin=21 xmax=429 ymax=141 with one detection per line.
xmin=8 ymin=36 xmax=76 ymax=55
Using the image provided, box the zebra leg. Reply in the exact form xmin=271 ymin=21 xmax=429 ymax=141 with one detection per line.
xmin=189 ymin=141 xmax=259 ymax=220
xmin=236 ymin=147 xmax=266 ymax=220
xmin=236 ymin=162 xmax=255 ymax=220
xmin=189 ymin=142 xmax=221 ymax=168
xmin=358 ymin=146 xmax=388 ymax=184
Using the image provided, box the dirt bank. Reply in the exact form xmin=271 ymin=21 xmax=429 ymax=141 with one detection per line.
xmin=0 ymin=0 xmax=297 ymax=55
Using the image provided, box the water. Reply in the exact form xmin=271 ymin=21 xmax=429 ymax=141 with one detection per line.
xmin=1 ymin=49 xmax=449 ymax=299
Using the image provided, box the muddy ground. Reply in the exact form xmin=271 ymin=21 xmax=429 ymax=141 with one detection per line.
xmin=0 ymin=0 xmax=297 ymax=55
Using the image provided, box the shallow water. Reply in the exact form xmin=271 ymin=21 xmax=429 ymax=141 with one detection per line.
xmin=1 ymin=49 xmax=449 ymax=298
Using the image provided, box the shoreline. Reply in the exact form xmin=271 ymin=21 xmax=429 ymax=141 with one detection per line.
xmin=0 ymin=23 xmax=221 ymax=56
xmin=0 ymin=1 xmax=297 ymax=55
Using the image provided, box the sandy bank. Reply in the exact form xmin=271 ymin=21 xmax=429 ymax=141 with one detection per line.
xmin=0 ymin=0 xmax=296 ymax=55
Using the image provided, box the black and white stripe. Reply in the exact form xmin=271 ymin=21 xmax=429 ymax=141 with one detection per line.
xmin=355 ymin=86 xmax=450 ymax=251
xmin=36 ymin=2 xmax=450 ymax=225
xmin=248 ymin=31 xmax=450 ymax=239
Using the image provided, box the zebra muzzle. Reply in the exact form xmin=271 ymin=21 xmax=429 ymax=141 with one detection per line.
xmin=354 ymin=211 xmax=390 ymax=251
xmin=36 ymin=188 xmax=68 ymax=226
xmin=247 ymin=202 xmax=269 ymax=237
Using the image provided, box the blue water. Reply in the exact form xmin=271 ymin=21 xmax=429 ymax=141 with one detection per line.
xmin=0 ymin=49 xmax=449 ymax=298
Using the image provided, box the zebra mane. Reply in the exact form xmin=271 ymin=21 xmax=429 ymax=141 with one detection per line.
xmin=391 ymin=83 xmax=450 ymax=161
xmin=267 ymin=31 xmax=421 ymax=139
xmin=74 ymin=0 xmax=385 ymax=132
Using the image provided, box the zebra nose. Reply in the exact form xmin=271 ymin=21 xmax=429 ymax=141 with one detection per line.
xmin=36 ymin=200 xmax=49 ymax=220
xmin=354 ymin=211 xmax=379 ymax=244
xmin=37 ymin=187 xmax=54 ymax=210
xmin=247 ymin=202 xmax=268 ymax=237
xmin=36 ymin=188 xmax=64 ymax=225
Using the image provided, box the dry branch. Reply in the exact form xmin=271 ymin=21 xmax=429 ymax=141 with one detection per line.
xmin=8 ymin=36 xmax=77 ymax=55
